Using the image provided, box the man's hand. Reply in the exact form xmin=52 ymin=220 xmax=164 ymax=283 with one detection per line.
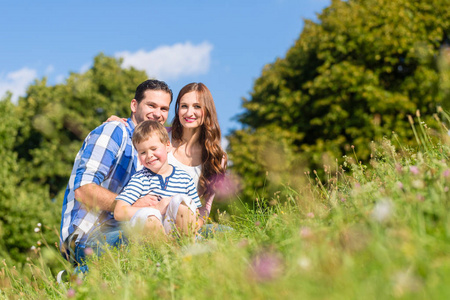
xmin=132 ymin=194 xmax=160 ymax=207
xmin=104 ymin=115 xmax=127 ymax=125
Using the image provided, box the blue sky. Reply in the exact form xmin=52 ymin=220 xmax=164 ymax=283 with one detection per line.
xmin=0 ymin=0 xmax=330 ymax=144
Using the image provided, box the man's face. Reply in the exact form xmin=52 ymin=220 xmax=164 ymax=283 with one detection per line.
xmin=131 ymin=90 xmax=171 ymax=125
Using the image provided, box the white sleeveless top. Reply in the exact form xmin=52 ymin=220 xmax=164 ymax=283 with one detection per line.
xmin=167 ymin=130 xmax=202 ymax=188
xmin=168 ymin=152 xmax=202 ymax=188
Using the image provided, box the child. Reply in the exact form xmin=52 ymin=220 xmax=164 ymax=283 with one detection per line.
xmin=114 ymin=120 xmax=201 ymax=237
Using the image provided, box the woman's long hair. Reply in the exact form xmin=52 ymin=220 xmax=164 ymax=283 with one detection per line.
xmin=172 ymin=83 xmax=227 ymax=198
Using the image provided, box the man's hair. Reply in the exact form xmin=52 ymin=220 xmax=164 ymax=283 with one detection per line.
xmin=132 ymin=120 xmax=170 ymax=147
xmin=134 ymin=79 xmax=173 ymax=104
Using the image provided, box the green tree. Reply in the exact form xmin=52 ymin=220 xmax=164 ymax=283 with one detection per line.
xmin=0 ymin=95 xmax=60 ymax=264
xmin=228 ymin=0 xmax=450 ymax=202
xmin=0 ymin=54 xmax=147 ymax=264
xmin=14 ymin=54 xmax=147 ymax=197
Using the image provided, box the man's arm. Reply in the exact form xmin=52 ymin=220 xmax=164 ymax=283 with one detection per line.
xmin=73 ymin=122 xmax=126 ymax=212
xmin=75 ymin=183 xmax=118 ymax=212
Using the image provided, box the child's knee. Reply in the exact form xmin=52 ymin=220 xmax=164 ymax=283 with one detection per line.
xmin=145 ymin=216 xmax=163 ymax=229
xmin=177 ymin=203 xmax=195 ymax=218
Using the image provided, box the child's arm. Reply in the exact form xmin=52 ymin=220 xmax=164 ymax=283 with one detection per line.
xmin=154 ymin=197 xmax=171 ymax=215
xmin=114 ymin=173 xmax=149 ymax=221
xmin=114 ymin=199 xmax=145 ymax=221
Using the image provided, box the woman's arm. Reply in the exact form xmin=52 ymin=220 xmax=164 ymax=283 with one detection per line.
xmin=198 ymin=155 xmax=226 ymax=218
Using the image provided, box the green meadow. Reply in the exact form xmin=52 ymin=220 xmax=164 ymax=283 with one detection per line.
xmin=1 ymin=112 xmax=450 ymax=300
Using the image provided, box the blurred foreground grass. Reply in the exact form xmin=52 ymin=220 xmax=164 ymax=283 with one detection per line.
xmin=2 ymin=111 xmax=450 ymax=299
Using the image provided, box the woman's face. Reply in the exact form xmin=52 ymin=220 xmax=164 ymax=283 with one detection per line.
xmin=178 ymin=91 xmax=204 ymax=129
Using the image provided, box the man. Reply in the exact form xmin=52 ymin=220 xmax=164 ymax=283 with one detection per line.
xmin=59 ymin=79 xmax=172 ymax=265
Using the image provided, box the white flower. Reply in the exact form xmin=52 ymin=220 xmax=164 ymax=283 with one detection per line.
xmin=412 ymin=180 xmax=425 ymax=189
xmin=371 ymin=198 xmax=393 ymax=223
xmin=37 ymin=223 xmax=42 ymax=227
xmin=34 ymin=227 xmax=40 ymax=233
xmin=30 ymin=246 xmax=36 ymax=250
xmin=297 ymin=256 xmax=311 ymax=270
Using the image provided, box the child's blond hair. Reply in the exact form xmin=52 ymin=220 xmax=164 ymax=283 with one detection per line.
xmin=132 ymin=120 xmax=169 ymax=147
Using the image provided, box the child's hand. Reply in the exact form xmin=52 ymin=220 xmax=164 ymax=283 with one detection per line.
xmin=104 ymin=115 xmax=127 ymax=125
xmin=132 ymin=194 xmax=160 ymax=207
xmin=155 ymin=197 xmax=171 ymax=215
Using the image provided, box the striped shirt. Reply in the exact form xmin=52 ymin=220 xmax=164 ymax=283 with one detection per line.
xmin=116 ymin=166 xmax=201 ymax=208
xmin=59 ymin=118 xmax=140 ymax=248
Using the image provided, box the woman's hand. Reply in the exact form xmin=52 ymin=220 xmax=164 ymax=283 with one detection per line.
xmin=104 ymin=115 xmax=127 ymax=125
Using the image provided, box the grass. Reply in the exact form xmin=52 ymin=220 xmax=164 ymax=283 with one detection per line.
xmin=1 ymin=111 xmax=450 ymax=299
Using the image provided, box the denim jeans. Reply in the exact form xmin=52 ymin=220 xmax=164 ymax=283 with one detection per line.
xmin=73 ymin=224 xmax=128 ymax=270
xmin=197 ymin=224 xmax=234 ymax=238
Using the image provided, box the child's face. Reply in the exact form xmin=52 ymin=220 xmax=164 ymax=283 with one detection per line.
xmin=136 ymin=134 xmax=171 ymax=174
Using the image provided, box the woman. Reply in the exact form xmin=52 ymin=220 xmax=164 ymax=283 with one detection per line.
xmin=168 ymin=82 xmax=227 ymax=222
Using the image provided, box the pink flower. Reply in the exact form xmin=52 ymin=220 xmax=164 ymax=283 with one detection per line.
xmin=76 ymin=277 xmax=83 ymax=285
xmin=210 ymin=173 xmax=242 ymax=200
xmin=443 ymin=169 xmax=450 ymax=178
xmin=255 ymin=221 xmax=261 ymax=227
xmin=397 ymin=182 xmax=404 ymax=190
xmin=84 ymin=247 xmax=94 ymax=256
xmin=409 ymin=166 xmax=419 ymax=175
xmin=249 ymin=252 xmax=283 ymax=282
xmin=306 ymin=212 xmax=315 ymax=218
xmin=67 ymin=289 xmax=76 ymax=298
xmin=299 ymin=227 xmax=313 ymax=239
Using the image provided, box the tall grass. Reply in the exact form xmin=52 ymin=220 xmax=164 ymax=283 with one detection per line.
xmin=2 ymin=111 xmax=450 ymax=299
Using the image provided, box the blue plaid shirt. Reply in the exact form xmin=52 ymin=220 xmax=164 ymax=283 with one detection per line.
xmin=59 ymin=118 xmax=140 ymax=248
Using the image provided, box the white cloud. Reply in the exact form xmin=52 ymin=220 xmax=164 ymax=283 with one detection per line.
xmin=221 ymin=136 xmax=229 ymax=151
xmin=0 ymin=68 xmax=37 ymax=103
xmin=115 ymin=41 xmax=213 ymax=80
xmin=79 ymin=62 xmax=91 ymax=74
xmin=55 ymin=74 xmax=65 ymax=84
xmin=45 ymin=65 xmax=54 ymax=75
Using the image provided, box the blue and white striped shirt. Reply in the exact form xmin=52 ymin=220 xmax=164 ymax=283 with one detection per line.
xmin=59 ymin=118 xmax=140 ymax=248
xmin=116 ymin=166 xmax=201 ymax=208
